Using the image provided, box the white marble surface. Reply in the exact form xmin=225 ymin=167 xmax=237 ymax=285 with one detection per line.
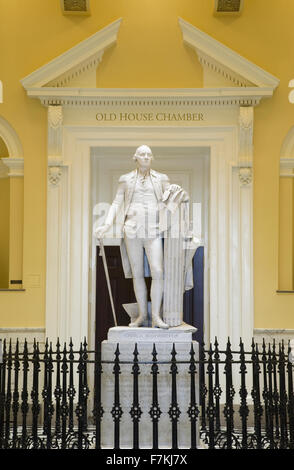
xmin=100 ymin=337 xmax=199 ymax=449
xmin=107 ymin=323 xmax=197 ymax=343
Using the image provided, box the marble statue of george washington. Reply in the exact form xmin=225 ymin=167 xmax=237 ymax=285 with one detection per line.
xmin=94 ymin=145 xmax=199 ymax=329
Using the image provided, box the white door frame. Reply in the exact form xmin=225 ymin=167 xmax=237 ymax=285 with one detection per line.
xmin=45 ymin=124 xmax=253 ymax=350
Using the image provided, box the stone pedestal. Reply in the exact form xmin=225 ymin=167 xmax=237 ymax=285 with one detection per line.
xmin=101 ymin=325 xmax=199 ymax=449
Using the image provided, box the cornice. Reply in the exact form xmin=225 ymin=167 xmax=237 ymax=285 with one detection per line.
xmin=280 ymin=157 xmax=294 ymax=177
xmin=24 ymin=86 xmax=273 ymax=107
xmin=1 ymin=157 xmax=24 ymax=177
xmin=21 ymin=18 xmax=122 ymax=89
xmin=178 ymin=17 xmax=280 ymax=90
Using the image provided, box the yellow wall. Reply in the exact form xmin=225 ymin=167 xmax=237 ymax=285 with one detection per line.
xmin=279 ymin=177 xmax=294 ymax=291
xmin=0 ymin=138 xmax=9 ymax=288
xmin=0 ymin=178 xmax=10 ymax=288
xmin=0 ymin=0 xmax=294 ymax=328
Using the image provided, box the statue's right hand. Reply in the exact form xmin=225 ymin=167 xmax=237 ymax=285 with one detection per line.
xmin=94 ymin=224 xmax=110 ymax=239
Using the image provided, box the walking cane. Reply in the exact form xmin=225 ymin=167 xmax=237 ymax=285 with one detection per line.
xmin=99 ymin=238 xmax=118 ymax=327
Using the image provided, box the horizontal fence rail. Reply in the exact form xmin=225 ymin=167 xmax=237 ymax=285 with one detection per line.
xmin=0 ymin=338 xmax=293 ymax=449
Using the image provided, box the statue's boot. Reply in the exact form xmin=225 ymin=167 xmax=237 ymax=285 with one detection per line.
xmin=129 ymin=314 xmax=147 ymax=328
xmin=129 ymin=278 xmax=148 ymax=328
xmin=152 ymin=314 xmax=169 ymax=329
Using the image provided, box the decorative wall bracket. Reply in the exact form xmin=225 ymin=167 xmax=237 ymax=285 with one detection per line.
xmin=48 ymin=165 xmax=63 ymax=186
xmin=239 ymin=167 xmax=253 ymax=186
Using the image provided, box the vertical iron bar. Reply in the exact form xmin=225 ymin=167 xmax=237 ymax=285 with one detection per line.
xmin=31 ymin=340 xmax=41 ymax=449
xmin=12 ymin=340 xmax=20 ymax=448
xmin=76 ymin=343 xmax=84 ymax=449
xmin=224 ymin=338 xmax=235 ymax=449
xmin=111 ymin=344 xmax=123 ymax=450
xmin=199 ymin=341 xmax=207 ymax=432
xmin=287 ymin=340 xmax=294 ymax=449
xmin=93 ymin=342 xmax=103 ymax=449
xmin=46 ymin=342 xmax=54 ymax=449
xmin=213 ymin=338 xmax=221 ymax=433
xmin=149 ymin=343 xmax=161 ymax=450
xmin=261 ymin=339 xmax=270 ymax=440
xmin=207 ymin=343 xmax=215 ymax=449
xmin=278 ymin=341 xmax=288 ymax=449
xmin=67 ymin=339 xmax=76 ymax=433
xmin=21 ymin=339 xmax=29 ymax=449
xmin=251 ymin=342 xmax=262 ymax=449
xmin=272 ymin=340 xmax=280 ymax=441
xmin=4 ymin=339 xmax=12 ymax=448
xmin=168 ymin=344 xmax=181 ymax=450
xmin=42 ymin=339 xmax=49 ymax=436
xmin=267 ymin=345 xmax=275 ymax=449
xmin=130 ymin=343 xmax=142 ymax=449
xmin=0 ymin=339 xmax=6 ymax=449
xmin=82 ymin=338 xmax=89 ymax=432
xmin=61 ymin=343 xmax=69 ymax=449
xmin=54 ymin=339 xmax=62 ymax=437
xmin=187 ymin=342 xmax=199 ymax=449
xmin=239 ymin=339 xmax=249 ymax=449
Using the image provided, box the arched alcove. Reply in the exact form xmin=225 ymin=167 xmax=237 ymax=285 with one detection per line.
xmin=0 ymin=116 xmax=24 ymax=289
xmin=279 ymin=127 xmax=294 ymax=291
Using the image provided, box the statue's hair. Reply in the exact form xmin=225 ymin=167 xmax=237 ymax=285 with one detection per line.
xmin=133 ymin=144 xmax=154 ymax=161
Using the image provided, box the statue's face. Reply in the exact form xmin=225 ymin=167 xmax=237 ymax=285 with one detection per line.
xmin=134 ymin=146 xmax=153 ymax=169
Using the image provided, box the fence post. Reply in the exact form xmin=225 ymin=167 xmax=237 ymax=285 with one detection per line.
xmin=130 ymin=343 xmax=142 ymax=449
xmin=199 ymin=341 xmax=207 ymax=433
xmin=0 ymin=339 xmax=5 ymax=449
xmin=149 ymin=343 xmax=161 ymax=450
xmin=168 ymin=343 xmax=181 ymax=450
xmin=111 ymin=344 xmax=123 ymax=450
xmin=93 ymin=341 xmax=103 ymax=449
xmin=67 ymin=339 xmax=76 ymax=433
xmin=12 ymin=339 xmax=20 ymax=449
xmin=287 ymin=340 xmax=294 ymax=449
xmin=207 ymin=343 xmax=215 ymax=449
xmin=224 ymin=338 xmax=235 ymax=449
xmin=21 ymin=339 xmax=29 ymax=449
xmin=278 ymin=341 xmax=288 ymax=449
xmin=31 ymin=339 xmax=41 ymax=449
xmin=251 ymin=342 xmax=262 ymax=449
xmin=4 ymin=339 xmax=12 ymax=448
xmin=239 ymin=339 xmax=249 ymax=449
xmin=61 ymin=343 xmax=69 ymax=449
xmin=272 ymin=340 xmax=280 ymax=441
xmin=213 ymin=338 xmax=221 ymax=433
xmin=54 ymin=339 xmax=62 ymax=437
xmin=187 ymin=342 xmax=199 ymax=449
xmin=267 ymin=344 xmax=275 ymax=448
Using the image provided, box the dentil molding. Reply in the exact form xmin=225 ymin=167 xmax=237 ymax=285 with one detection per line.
xmin=178 ymin=17 xmax=279 ymax=90
xmin=21 ymin=18 xmax=279 ymax=108
xmin=21 ymin=18 xmax=122 ymax=89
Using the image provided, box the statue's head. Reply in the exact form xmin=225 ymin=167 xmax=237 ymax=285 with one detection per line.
xmin=133 ymin=145 xmax=154 ymax=164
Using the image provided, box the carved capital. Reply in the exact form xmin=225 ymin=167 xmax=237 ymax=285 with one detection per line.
xmin=239 ymin=167 xmax=253 ymax=186
xmin=48 ymin=166 xmax=62 ymax=186
xmin=48 ymin=105 xmax=63 ymax=129
xmin=239 ymin=106 xmax=254 ymax=165
xmin=48 ymin=105 xmax=63 ymax=158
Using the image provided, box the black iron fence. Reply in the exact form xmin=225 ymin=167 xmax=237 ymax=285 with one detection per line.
xmin=0 ymin=337 xmax=293 ymax=449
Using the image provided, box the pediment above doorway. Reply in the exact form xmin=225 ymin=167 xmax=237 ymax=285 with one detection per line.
xmin=21 ymin=17 xmax=279 ymax=108
xmin=178 ymin=18 xmax=279 ymax=90
xmin=21 ymin=18 xmax=123 ymax=89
